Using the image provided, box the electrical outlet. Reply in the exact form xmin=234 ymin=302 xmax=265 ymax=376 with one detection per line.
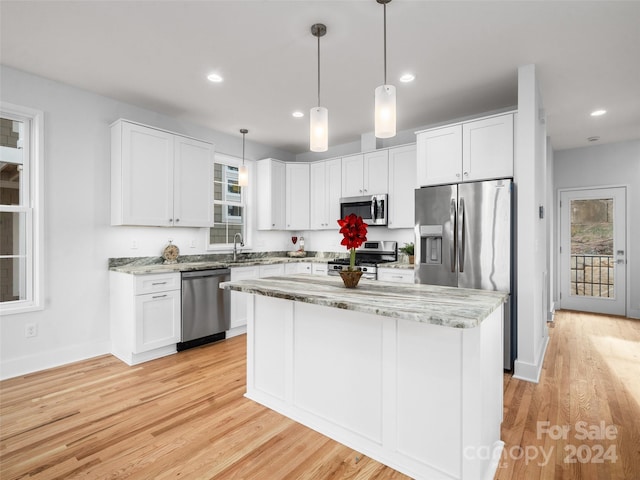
xmin=190 ymin=239 xmax=196 ymax=248
xmin=25 ymin=323 xmax=37 ymax=338
xmin=131 ymin=239 xmax=139 ymax=249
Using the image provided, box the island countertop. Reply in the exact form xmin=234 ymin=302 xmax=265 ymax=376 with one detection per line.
xmin=220 ymin=274 xmax=507 ymax=329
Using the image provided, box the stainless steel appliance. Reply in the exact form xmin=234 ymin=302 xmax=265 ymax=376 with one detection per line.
xmin=179 ymin=268 xmax=231 ymax=351
xmin=340 ymin=194 xmax=388 ymax=226
xmin=414 ymin=179 xmax=516 ymax=370
xmin=327 ymin=240 xmax=397 ymax=279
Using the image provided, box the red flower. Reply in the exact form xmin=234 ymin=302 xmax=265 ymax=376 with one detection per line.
xmin=337 ymin=214 xmax=368 ymax=269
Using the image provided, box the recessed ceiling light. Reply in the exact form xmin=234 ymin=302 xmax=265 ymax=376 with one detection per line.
xmin=292 ymin=111 xmax=304 ymax=118
xmin=399 ymin=73 xmax=415 ymax=83
xmin=590 ymin=109 xmax=606 ymax=117
xmin=207 ymin=73 xmax=223 ymax=83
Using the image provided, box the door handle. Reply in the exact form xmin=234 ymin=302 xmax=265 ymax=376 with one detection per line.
xmin=458 ymin=197 xmax=465 ymax=273
xmin=371 ymin=197 xmax=376 ymax=222
xmin=450 ymin=199 xmax=457 ymax=273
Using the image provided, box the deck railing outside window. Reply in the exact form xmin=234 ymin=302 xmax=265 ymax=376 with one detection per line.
xmin=570 ymin=254 xmax=614 ymax=298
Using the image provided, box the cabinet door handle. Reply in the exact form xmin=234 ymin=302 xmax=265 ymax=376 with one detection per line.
xmin=152 ymin=282 xmax=167 ymax=285
xmin=175 ymin=218 xmax=180 ymax=222
xmin=152 ymin=294 xmax=168 ymax=299
xmin=169 ymin=219 xmax=173 ymax=223
xmin=463 ymin=171 xmax=469 ymax=176
xmin=456 ymin=173 xmax=461 ymax=178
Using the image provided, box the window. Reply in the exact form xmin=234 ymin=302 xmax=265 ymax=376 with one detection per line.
xmin=0 ymin=103 xmax=43 ymax=314
xmin=209 ymin=154 xmax=246 ymax=247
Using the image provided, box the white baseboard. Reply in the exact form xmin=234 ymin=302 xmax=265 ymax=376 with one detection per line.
xmin=513 ymin=334 xmax=549 ymax=384
xmin=0 ymin=341 xmax=111 ymax=380
xmin=628 ymin=308 xmax=640 ymax=320
xmin=226 ymin=325 xmax=247 ymax=338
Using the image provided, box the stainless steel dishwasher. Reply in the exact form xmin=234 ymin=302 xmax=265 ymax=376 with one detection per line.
xmin=178 ymin=268 xmax=231 ymax=351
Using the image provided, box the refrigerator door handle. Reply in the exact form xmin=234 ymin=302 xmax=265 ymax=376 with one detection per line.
xmin=458 ymin=197 xmax=465 ymax=273
xmin=450 ymin=199 xmax=457 ymax=273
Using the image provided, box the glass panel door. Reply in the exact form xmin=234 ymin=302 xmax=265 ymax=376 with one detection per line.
xmin=560 ymin=187 xmax=626 ymax=316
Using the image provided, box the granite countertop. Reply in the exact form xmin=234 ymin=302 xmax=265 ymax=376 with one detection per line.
xmin=109 ymin=253 xmax=334 ymax=275
xmin=220 ymin=274 xmax=507 ymax=328
xmin=377 ymin=261 xmax=415 ymax=270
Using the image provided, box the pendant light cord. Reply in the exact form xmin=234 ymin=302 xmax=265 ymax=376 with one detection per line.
xmin=240 ymin=128 xmax=248 ymax=166
xmin=317 ymin=33 xmax=321 ymax=107
xmin=383 ymin=2 xmax=387 ymax=86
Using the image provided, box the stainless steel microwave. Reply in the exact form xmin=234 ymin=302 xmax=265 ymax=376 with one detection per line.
xmin=340 ymin=194 xmax=388 ymax=226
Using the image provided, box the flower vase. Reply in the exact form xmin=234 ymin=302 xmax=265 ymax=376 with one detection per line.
xmin=339 ymin=270 xmax=363 ymax=288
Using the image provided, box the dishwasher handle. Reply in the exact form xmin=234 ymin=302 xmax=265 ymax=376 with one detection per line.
xmin=181 ymin=268 xmax=231 ymax=279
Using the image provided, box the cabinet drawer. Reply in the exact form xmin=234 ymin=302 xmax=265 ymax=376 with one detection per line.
xmin=312 ymin=263 xmax=328 ymax=275
xmin=377 ymin=268 xmax=415 ymax=284
xmin=135 ymin=273 xmax=181 ymax=295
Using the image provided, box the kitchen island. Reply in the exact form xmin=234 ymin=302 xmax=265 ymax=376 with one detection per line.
xmin=220 ymin=275 xmax=507 ymax=480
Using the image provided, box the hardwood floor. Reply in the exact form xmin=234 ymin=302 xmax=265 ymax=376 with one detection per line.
xmin=1 ymin=310 xmax=638 ymax=479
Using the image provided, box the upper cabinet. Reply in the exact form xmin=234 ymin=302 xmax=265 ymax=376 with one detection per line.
xmin=285 ymin=163 xmax=310 ymax=230
xmin=387 ymin=144 xmax=417 ymax=229
xmin=111 ymin=120 xmax=214 ymax=227
xmin=310 ymin=158 xmax=341 ymax=229
xmin=416 ymin=113 xmax=514 ymax=187
xmin=341 ymin=150 xmax=389 ymax=197
xmin=256 ymin=158 xmax=286 ymax=230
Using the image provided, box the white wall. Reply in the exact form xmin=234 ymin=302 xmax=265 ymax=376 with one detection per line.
xmin=513 ymin=64 xmax=550 ymax=383
xmin=0 ymin=66 xmax=295 ymax=379
xmin=553 ymin=139 xmax=640 ymax=318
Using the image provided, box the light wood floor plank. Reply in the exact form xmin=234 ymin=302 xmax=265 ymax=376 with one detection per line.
xmin=1 ymin=310 xmax=638 ymax=479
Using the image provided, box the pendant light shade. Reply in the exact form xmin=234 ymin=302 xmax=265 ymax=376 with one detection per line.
xmin=310 ymin=106 xmax=328 ymax=152
xmin=375 ymin=0 xmax=396 ymax=139
xmin=310 ymin=23 xmax=328 ymax=152
xmin=238 ymin=128 xmax=249 ymax=187
xmin=375 ymin=84 xmax=396 ymax=138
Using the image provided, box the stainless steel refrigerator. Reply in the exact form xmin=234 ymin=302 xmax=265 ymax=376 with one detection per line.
xmin=414 ymin=179 xmax=515 ymax=370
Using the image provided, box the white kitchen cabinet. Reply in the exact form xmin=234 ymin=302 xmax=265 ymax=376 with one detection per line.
xmin=312 ymin=263 xmax=328 ymax=276
xmin=285 ymin=163 xmax=310 ymax=230
xmin=110 ymin=272 xmax=181 ymax=366
xmin=228 ymin=265 xmax=260 ymax=337
xmin=111 ymin=119 xmax=214 ymax=227
xmin=341 ymin=150 xmax=389 ymax=197
xmin=377 ymin=267 xmax=415 ymax=284
xmin=256 ymin=158 xmax=286 ymax=230
xmin=259 ymin=263 xmax=286 ymax=278
xmin=416 ymin=124 xmax=462 ymax=186
xmin=310 ymin=158 xmax=342 ymax=229
xmin=462 ymin=113 xmax=514 ymax=182
xmin=387 ymin=144 xmax=417 ymax=229
xmin=416 ymin=113 xmax=514 ymax=186
xmin=284 ymin=262 xmax=312 ymax=275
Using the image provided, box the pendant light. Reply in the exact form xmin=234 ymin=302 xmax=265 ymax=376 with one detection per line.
xmin=310 ymin=23 xmax=328 ymax=152
xmin=238 ymin=128 xmax=249 ymax=187
xmin=375 ymin=0 xmax=396 ymax=138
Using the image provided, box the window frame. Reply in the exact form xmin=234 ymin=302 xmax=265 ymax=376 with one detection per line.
xmin=207 ymin=152 xmax=251 ymax=251
xmin=0 ymin=102 xmax=44 ymax=315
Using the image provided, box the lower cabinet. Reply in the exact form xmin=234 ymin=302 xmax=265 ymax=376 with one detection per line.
xmin=228 ymin=265 xmax=261 ymax=338
xmin=110 ymin=271 xmax=181 ymax=366
xmin=312 ymin=263 xmax=328 ymax=276
xmin=377 ymin=268 xmax=415 ymax=284
xmin=284 ymin=262 xmax=312 ymax=274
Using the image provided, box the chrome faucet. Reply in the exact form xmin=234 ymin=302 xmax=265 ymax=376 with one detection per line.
xmin=233 ymin=233 xmax=244 ymax=261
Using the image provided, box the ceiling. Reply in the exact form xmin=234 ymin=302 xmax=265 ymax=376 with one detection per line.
xmin=1 ymin=1 xmax=639 ymax=155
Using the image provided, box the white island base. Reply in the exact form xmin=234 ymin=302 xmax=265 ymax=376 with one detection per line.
xmin=243 ymin=291 xmax=504 ymax=480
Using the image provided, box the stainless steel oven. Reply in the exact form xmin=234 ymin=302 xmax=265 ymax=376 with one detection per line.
xmin=327 ymin=241 xmax=397 ymax=280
